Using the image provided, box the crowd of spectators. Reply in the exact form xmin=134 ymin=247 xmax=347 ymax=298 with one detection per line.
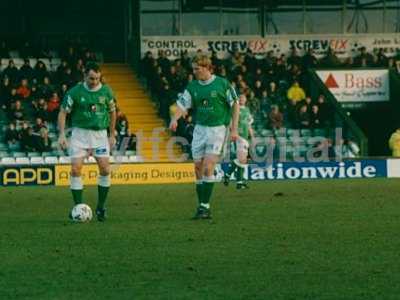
xmin=0 ymin=41 xmax=99 ymax=154
xmin=139 ymin=46 xmax=400 ymax=159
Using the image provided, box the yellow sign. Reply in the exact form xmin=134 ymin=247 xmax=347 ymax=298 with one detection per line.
xmin=55 ymin=163 xmax=195 ymax=186
xmin=2 ymin=167 xmax=54 ymax=186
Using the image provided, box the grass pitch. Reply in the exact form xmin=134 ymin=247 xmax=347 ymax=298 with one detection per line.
xmin=0 ymin=179 xmax=400 ymax=300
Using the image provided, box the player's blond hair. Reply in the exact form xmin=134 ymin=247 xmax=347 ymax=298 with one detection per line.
xmin=193 ymin=55 xmax=212 ymax=69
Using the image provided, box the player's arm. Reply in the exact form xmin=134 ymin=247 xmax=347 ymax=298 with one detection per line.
xmin=58 ymin=93 xmax=74 ymax=149
xmin=169 ymin=89 xmax=192 ymax=132
xmin=227 ymin=85 xmax=239 ymax=141
xmin=57 ymin=108 xmax=68 ymax=149
xmin=108 ymin=99 xmax=117 ymax=148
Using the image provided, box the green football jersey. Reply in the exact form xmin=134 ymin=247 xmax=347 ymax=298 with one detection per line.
xmin=177 ymin=75 xmax=238 ymax=126
xmin=238 ymin=105 xmax=253 ymax=141
xmin=62 ymin=83 xmax=116 ymax=130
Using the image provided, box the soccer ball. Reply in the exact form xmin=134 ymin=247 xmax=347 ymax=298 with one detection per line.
xmin=70 ymin=204 xmax=93 ymax=222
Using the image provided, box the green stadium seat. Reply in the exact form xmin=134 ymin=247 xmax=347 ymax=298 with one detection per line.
xmin=0 ymin=151 xmax=9 ymax=157
xmin=30 ymin=157 xmax=45 ymax=164
xmin=313 ymin=128 xmax=327 ymax=137
xmin=44 ymin=156 xmax=59 ymax=164
xmin=13 ymin=152 xmax=26 ymax=158
xmin=1 ymin=157 xmax=16 ymax=165
xmin=300 ymin=129 xmax=312 ymax=137
xmin=41 ymin=152 xmax=53 ymax=157
xmin=15 ymin=157 xmax=30 ymax=164
xmin=27 ymin=152 xmax=41 ymax=157
xmin=125 ymin=150 xmax=136 ymax=156
xmin=286 ymin=129 xmax=299 ymax=137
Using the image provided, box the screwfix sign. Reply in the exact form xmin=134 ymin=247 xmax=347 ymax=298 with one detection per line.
xmin=316 ymin=69 xmax=390 ymax=103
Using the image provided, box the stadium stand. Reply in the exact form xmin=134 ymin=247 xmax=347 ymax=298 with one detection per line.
xmin=139 ymin=46 xmax=386 ymax=161
xmin=0 ymin=42 xmax=153 ymax=165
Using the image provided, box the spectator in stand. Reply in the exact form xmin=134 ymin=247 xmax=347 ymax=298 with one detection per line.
xmin=287 ymin=80 xmax=306 ymax=103
xmin=299 ymin=96 xmax=312 ymax=111
xmin=259 ymin=89 xmax=272 ymax=119
xmin=59 ymin=83 xmax=69 ymax=100
xmin=36 ymin=127 xmax=52 ymax=153
xmin=56 ymin=60 xmax=69 ymax=82
xmin=16 ymin=78 xmax=31 ymax=100
xmin=60 ymin=67 xmax=76 ymax=87
xmin=5 ymin=122 xmax=20 ymax=151
xmin=64 ymin=46 xmax=77 ymax=67
xmin=33 ymin=117 xmax=47 ymax=133
xmin=302 ymin=48 xmax=318 ymax=70
xmin=140 ymin=51 xmax=154 ymax=80
xmin=320 ymin=48 xmax=341 ymax=68
xmin=286 ymin=99 xmax=298 ymax=128
xmin=0 ymin=77 xmax=11 ymax=110
xmin=3 ymin=60 xmax=19 ymax=84
xmin=247 ymin=90 xmax=260 ymax=115
xmin=38 ymin=76 xmax=55 ymax=99
xmin=9 ymin=100 xmax=25 ymax=122
xmin=159 ymin=83 xmax=175 ymax=123
xmin=310 ymin=105 xmax=322 ymax=129
xmin=157 ymin=50 xmax=171 ymax=75
xmin=354 ymin=46 xmax=374 ymax=67
xmin=19 ymin=59 xmax=34 ymax=82
xmin=211 ymin=51 xmax=222 ymax=69
xmin=34 ymin=98 xmax=49 ymax=121
xmin=47 ymin=92 xmax=61 ymax=122
xmin=287 ymin=48 xmax=302 ymax=69
xmin=297 ymin=104 xmax=310 ymax=129
xmin=376 ymin=48 xmax=388 ymax=67
xmin=34 ymin=60 xmax=50 ymax=83
xmin=167 ymin=65 xmax=183 ymax=94
xmin=244 ymin=49 xmax=257 ymax=74
xmin=20 ymin=125 xmax=38 ymax=152
xmin=268 ymin=105 xmax=283 ymax=130
xmin=253 ymin=80 xmax=264 ymax=99
xmin=395 ymin=60 xmax=400 ymax=75
xmin=389 ymin=128 xmax=400 ymax=157
xmin=74 ymin=59 xmax=85 ymax=82
xmin=317 ymin=94 xmax=331 ymax=127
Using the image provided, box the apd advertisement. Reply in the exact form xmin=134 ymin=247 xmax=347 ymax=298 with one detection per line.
xmin=316 ymin=69 xmax=390 ymax=102
xmin=142 ymin=34 xmax=400 ymax=59
xmin=0 ymin=165 xmax=55 ymax=186
xmin=55 ymin=163 xmax=195 ymax=186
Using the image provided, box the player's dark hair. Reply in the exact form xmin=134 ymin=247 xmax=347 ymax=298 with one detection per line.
xmin=85 ymin=62 xmax=101 ymax=74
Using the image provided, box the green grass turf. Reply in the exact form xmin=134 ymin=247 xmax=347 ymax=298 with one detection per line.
xmin=0 ymin=179 xmax=400 ymax=300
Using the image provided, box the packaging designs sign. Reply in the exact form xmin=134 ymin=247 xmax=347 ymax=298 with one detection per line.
xmin=55 ymin=163 xmax=195 ymax=186
xmin=316 ymin=69 xmax=389 ymax=102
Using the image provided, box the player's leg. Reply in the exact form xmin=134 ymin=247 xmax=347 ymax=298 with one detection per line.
xmin=194 ymin=125 xmax=228 ymax=218
xmin=191 ymin=125 xmax=209 ymax=219
xmin=235 ymin=137 xmax=249 ymax=189
xmin=95 ymin=156 xmax=111 ymax=221
xmin=70 ymin=156 xmax=85 ymax=205
xmin=201 ymin=154 xmax=220 ymax=210
xmin=68 ymin=128 xmax=89 ymax=207
xmin=223 ymin=142 xmax=238 ymax=186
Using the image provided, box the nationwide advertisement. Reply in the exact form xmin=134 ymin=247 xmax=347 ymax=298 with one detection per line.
xmin=219 ymin=160 xmax=387 ymax=181
xmin=142 ymin=34 xmax=400 ymax=59
xmin=316 ymin=69 xmax=389 ymax=102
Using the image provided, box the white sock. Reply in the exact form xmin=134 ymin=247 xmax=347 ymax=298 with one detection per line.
xmin=70 ymin=176 xmax=83 ymax=190
xmin=98 ymin=175 xmax=111 ymax=187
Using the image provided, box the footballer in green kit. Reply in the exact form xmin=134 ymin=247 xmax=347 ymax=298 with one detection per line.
xmin=169 ymin=55 xmax=240 ymax=219
xmin=58 ymin=62 xmax=117 ymax=222
xmin=224 ymin=94 xmax=254 ymax=189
